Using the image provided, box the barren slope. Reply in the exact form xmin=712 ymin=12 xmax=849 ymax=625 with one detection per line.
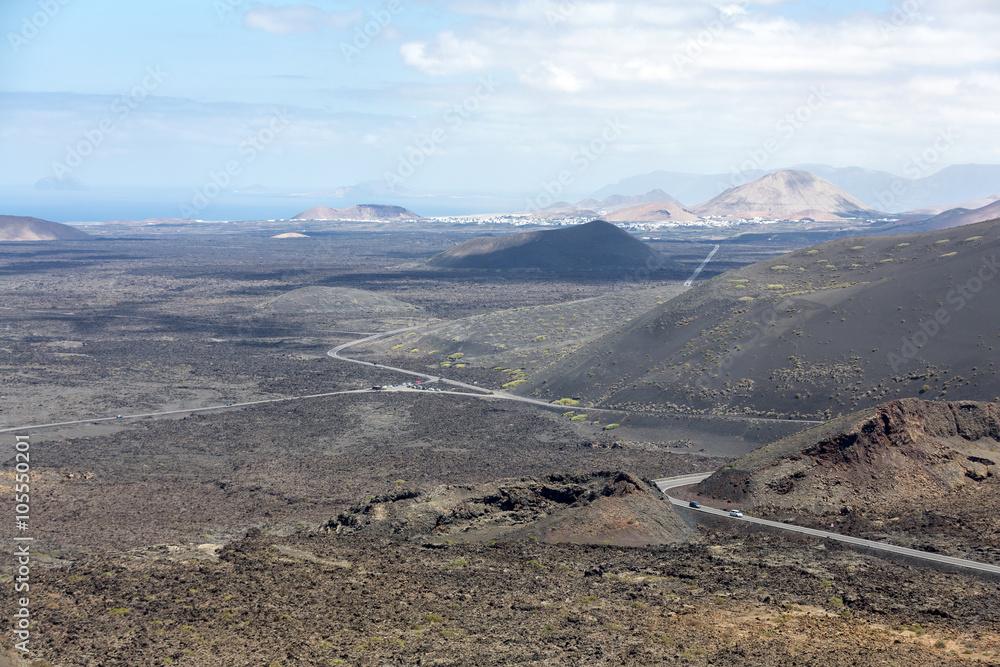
xmin=520 ymin=218 xmax=1000 ymax=419
xmin=692 ymin=170 xmax=875 ymax=219
xmin=0 ymin=214 xmax=91 ymax=241
xmin=427 ymin=219 xmax=683 ymax=272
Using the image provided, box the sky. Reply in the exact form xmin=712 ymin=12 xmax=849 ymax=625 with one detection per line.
xmin=2 ymin=0 xmax=1000 ymax=215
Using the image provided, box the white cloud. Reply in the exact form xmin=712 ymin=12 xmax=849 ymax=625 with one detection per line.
xmin=390 ymin=0 xmax=1000 ymax=177
xmin=242 ymin=4 xmax=362 ymax=35
xmin=400 ymin=31 xmax=491 ymax=76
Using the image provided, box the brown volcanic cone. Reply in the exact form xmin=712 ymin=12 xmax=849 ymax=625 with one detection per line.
xmin=694 ymin=399 xmax=1000 ymax=513
xmin=328 ymin=472 xmax=692 ymax=547
xmin=0 ymin=215 xmax=91 ymax=241
xmin=691 ymin=170 xmax=875 ymax=218
xmin=427 ymin=219 xmax=681 ymax=272
xmin=604 ymin=202 xmax=700 ymax=223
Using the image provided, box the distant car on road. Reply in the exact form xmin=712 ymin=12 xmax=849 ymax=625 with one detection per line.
xmin=116 ymin=415 xmax=123 ymax=419
xmin=688 ymin=501 xmax=701 ymax=508
xmin=729 ymin=509 xmax=743 ymax=517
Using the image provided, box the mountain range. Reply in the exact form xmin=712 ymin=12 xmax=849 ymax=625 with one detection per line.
xmin=591 ymin=164 xmax=1000 ymax=213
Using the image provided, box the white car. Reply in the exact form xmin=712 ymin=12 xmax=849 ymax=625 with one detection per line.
xmin=729 ymin=509 xmax=743 ymax=518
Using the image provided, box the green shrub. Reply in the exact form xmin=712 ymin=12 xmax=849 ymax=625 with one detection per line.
xmin=603 ymin=424 xmax=620 ymax=431
xmin=553 ymin=398 xmax=579 ymax=406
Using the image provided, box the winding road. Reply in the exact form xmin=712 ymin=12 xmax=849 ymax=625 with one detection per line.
xmin=3 ymin=322 xmax=825 ymax=435
xmin=654 ymin=473 xmax=1000 ymax=577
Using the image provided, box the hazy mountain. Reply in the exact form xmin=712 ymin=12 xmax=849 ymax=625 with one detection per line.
xmin=603 ymin=202 xmax=700 ymax=223
xmin=911 ymin=199 xmax=1000 ymax=232
xmin=576 ymin=189 xmax=683 ymax=212
xmin=291 ymin=204 xmax=422 ymax=221
xmin=0 ymin=214 xmax=91 ymax=241
xmin=591 ymin=171 xmax=749 ymax=207
xmin=427 ymin=219 xmax=682 ymax=272
xmin=34 ymin=176 xmax=86 ymax=191
xmin=906 ymin=195 xmax=1000 ymax=217
xmin=593 ymin=164 xmax=1000 ymax=213
xmin=690 ymin=170 xmax=875 ymax=219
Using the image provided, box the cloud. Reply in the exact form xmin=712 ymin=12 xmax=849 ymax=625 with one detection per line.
xmin=400 ymin=31 xmax=491 ymax=76
xmin=389 ymin=0 xmax=1000 ymax=179
xmin=242 ymin=4 xmax=362 ymax=35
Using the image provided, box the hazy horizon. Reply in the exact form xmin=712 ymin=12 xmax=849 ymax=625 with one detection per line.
xmin=4 ymin=0 xmax=1000 ymax=221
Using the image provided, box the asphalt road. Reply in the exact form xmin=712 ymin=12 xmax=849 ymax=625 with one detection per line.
xmin=328 ymin=326 xmax=826 ymax=424
xmin=654 ymin=473 xmax=1000 ymax=577
xmin=684 ymin=244 xmax=720 ymax=287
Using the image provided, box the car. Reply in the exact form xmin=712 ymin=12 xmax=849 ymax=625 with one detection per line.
xmin=116 ymin=415 xmax=123 ymax=419
xmin=729 ymin=509 xmax=743 ymax=518
xmin=688 ymin=501 xmax=701 ymax=508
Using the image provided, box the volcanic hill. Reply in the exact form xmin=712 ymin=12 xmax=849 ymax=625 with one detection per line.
xmin=0 ymin=215 xmax=91 ymax=241
xmin=691 ymin=170 xmax=876 ymax=219
xmin=603 ymin=202 xmax=700 ymax=223
xmin=427 ymin=219 xmax=682 ymax=273
xmin=908 ymin=200 xmax=1000 ymax=233
xmin=519 ymin=218 xmax=1000 ymax=420
xmin=689 ymin=398 xmax=1000 ymax=560
xmin=695 ymin=398 xmax=1000 ymax=511
xmin=328 ymin=472 xmax=692 ymax=547
xmin=291 ymin=204 xmax=422 ymax=221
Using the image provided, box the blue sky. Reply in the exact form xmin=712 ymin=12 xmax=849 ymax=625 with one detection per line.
xmin=2 ymin=0 xmax=999 ymax=211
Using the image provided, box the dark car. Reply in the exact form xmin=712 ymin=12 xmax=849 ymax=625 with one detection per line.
xmin=688 ymin=501 xmax=701 ymax=508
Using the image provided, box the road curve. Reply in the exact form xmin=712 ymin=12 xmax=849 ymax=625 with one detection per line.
xmin=328 ymin=327 xmax=826 ymax=425
xmin=654 ymin=473 xmax=1000 ymax=577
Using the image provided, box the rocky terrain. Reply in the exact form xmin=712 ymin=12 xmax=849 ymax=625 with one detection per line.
xmin=691 ymin=399 xmax=1000 ymax=562
xmin=3 ymin=529 xmax=999 ymax=666
xmin=5 ymin=226 xmax=1000 ymax=666
xmin=330 ymin=472 xmax=692 ymax=547
xmin=258 ymin=285 xmax=426 ymax=330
